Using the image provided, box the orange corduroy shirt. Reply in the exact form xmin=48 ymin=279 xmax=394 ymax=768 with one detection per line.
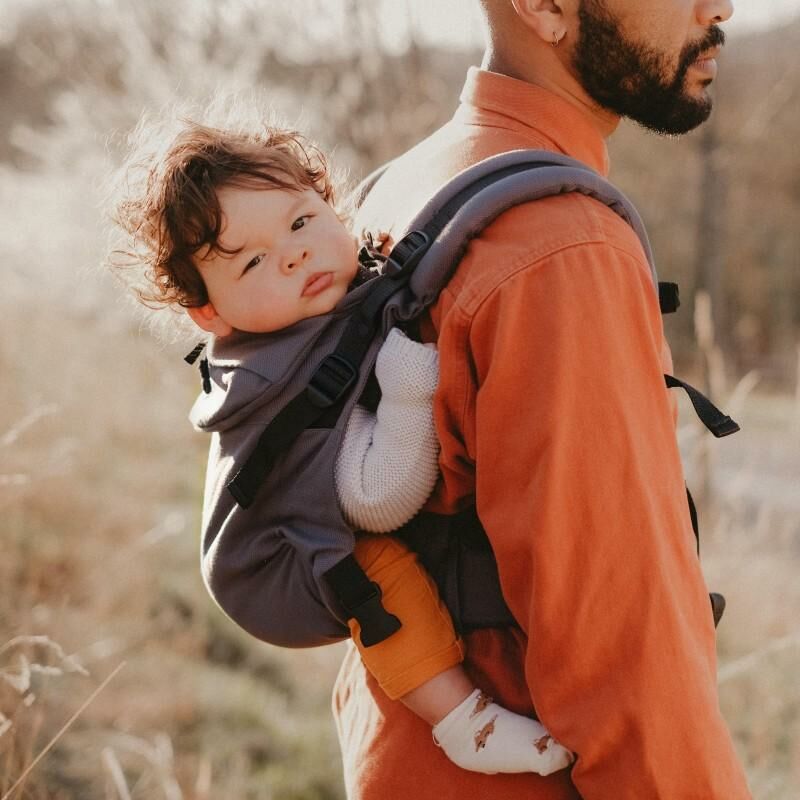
xmin=333 ymin=67 xmax=752 ymax=800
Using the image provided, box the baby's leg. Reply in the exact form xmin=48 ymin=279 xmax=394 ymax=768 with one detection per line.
xmin=352 ymin=536 xmax=573 ymax=776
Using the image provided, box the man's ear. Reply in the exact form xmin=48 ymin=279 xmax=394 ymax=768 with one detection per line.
xmin=510 ymin=0 xmax=567 ymax=45
xmin=186 ymin=303 xmax=234 ymax=338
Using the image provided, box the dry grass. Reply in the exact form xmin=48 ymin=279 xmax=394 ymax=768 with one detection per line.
xmin=1 ymin=163 xmax=346 ymax=798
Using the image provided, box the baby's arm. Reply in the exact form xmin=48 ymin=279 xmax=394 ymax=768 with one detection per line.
xmin=335 ymin=327 xmax=439 ymax=533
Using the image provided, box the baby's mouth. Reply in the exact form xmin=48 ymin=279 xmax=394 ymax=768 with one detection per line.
xmin=302 ymin=272 xmax=333 ymax=297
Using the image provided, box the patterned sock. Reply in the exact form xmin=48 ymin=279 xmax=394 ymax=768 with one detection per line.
xmin=432 ymin=689 xmax=574 ymax=776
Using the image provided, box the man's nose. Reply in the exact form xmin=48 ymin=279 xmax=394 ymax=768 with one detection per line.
xmin=697 ymin=0 xmax=734 ymax=25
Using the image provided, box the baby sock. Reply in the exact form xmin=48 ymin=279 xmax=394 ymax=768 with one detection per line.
xmin=432 ymin=689 xmax=574 ymax=776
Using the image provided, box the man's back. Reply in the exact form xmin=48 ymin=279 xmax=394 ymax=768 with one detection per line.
xmin=333 ymin=67 xmax=751 ymax=799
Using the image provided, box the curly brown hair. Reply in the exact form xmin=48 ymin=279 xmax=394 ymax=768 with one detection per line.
xmin=111 ymin=118 xmax=338 ymax=309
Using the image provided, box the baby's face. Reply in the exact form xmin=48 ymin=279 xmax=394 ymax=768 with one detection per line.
xmin=195 ymin=185 xmax=358 ymax=333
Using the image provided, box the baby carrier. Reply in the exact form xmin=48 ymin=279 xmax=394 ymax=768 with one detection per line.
xmin=187 ymin=150 xmax=738 ymax=649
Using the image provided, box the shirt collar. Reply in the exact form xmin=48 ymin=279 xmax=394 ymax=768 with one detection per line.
xmin=457 ymin=67 xmax=611 ymax=177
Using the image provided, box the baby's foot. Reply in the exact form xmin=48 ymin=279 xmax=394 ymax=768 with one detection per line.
xmin=432 ymin=689 xmax=574 ymax=776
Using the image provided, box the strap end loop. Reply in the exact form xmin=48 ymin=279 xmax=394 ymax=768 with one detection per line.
xmin=711 ymin=416 xmax=741 ymax=438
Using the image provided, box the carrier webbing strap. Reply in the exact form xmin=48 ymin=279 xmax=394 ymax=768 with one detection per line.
xmin=686 ymin=486 xmax=700 ymax=555
xmin=227 ymin=273 xmax=406 ymax=509
xmin=686 ymin=486 xmax=726 ymax=628
xmin=323 ymin=554 xmax=402 ymax=647
xmin=664 ymin=375 xmax=740 ymax=438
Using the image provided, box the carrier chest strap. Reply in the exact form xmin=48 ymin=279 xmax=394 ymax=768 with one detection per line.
xmin=227 ymin=273 xmax=406 ymax=509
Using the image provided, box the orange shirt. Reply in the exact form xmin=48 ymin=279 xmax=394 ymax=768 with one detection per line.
xmin=333 ymin=68 xmax=751 ymax=799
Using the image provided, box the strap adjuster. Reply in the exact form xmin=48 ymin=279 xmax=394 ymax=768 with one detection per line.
xmin=307 ymin=354 xmax=358 ymax=409
xmin=350 ymin=582 xmax=402 ymax=647
xmin=324 ymin=555 xmax=402 ymax=647
xmin=383 ymin=230 xmax=431 ymax=278
xmin=658 ymin=282 xmax=681 ymax=314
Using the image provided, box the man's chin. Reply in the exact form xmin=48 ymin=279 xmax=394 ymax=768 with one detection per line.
xmin=626 ymin=93 xmax=713 ymax=136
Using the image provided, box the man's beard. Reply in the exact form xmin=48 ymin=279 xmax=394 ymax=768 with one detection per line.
xmin=574 ymin=0 xmax=726 ymax=135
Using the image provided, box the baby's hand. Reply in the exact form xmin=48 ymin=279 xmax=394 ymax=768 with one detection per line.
xmin=374 ymin=328 xmax=439 ymax=401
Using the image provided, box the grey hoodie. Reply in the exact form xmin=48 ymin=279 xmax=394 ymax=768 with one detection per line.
xmin=189 ymin=277 xmax=387 ymax=648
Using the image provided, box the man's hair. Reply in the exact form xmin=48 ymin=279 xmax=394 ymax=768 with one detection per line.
xmin=111 ymin=117 xmax=337 ymax=309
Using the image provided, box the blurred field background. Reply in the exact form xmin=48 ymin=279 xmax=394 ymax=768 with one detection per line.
xmin=1 ymin=1 xmax=798 ymax=797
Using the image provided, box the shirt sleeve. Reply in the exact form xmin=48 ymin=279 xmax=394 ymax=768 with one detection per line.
xmin=335 ymin=328 xmax=440 ymax=533
xmin=469 ymin=242 xmax=751 ymax=798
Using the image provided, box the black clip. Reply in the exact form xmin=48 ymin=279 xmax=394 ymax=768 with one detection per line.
xmin=351 ymin=582 xmax=402 ymax=647
xmin=658 ymin=282 xmax=681 ymax=314
xmin=382 ymin=231 xmax=430 ymax=278
xmin=184 ymin=341 xmax=206 ymax=365
xmin=199 ymin=358 xmax=212 ymax=394
xmin=307 ymin=354 xmax=358 ymax=409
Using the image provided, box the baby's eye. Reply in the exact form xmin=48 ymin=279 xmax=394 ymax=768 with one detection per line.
xmin=291 ymin=215 xmax=311 ymax=231
xmin=243 ymin=253 xmax=264 ymax=273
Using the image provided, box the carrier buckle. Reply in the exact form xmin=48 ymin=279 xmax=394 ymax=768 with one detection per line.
xmin=307 ymin=354 xmax=358 ymax=408
xmin=351 ymin=582 xmax=402 ymax=647
xmin=658 ymin=282 xmax=681 ymax=314
xmin=383 ymin=230 xmax=431 ymax=278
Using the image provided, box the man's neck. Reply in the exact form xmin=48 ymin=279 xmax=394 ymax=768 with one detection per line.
xmin=480 ymin=48 xmax=620 ymax=139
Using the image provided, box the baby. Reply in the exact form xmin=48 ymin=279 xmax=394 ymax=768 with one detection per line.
xmin=111 ymin=116 xmax=572 ymax=777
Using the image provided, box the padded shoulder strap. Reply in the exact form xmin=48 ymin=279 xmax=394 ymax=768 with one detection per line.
xmin=368 ymin=150 xmax=658 ymax=312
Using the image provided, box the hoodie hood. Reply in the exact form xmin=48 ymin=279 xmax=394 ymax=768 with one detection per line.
xmin=188 ymin=278 xmax=378 ymax=434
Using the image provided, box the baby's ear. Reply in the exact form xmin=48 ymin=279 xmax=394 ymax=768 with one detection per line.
xmin=186 ymin=303 xmax=234 ymax=338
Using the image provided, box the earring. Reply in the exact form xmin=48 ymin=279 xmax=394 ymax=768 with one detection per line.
xmin=552 ymin=31 xmax=565 ymax=47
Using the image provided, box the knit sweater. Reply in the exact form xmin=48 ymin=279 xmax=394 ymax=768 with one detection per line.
xmin=334 ymin=327 xmax=440 ymax=533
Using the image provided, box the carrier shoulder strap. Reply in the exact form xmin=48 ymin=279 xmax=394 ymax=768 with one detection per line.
xmin=382 ymin=149 xmax=660 ymax=294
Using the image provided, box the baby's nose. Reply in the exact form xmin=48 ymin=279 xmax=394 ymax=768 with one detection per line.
xmin=286 ymin=248 xmax=309 ymax=271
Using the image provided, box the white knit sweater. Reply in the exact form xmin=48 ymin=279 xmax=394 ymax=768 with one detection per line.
xmin=334 ymin=327 xmax=440 ymax=533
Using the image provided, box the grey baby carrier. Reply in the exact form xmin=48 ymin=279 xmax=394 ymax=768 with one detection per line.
xmin=188 ymin=150 xmax=738 ymax=649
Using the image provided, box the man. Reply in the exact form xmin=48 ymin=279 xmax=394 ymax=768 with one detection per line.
xmin=333 ymin=0 xmax=752 ymax=797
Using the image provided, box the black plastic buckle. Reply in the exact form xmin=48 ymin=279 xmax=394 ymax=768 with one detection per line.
xmin=658 ymin=282 xmax=681 ymax=314
xmin=199 ymin=358 xmax=212 ymax=394
xmin=351 ymin=582 xmax=402 ymax=647
xmin=184 ymin=341 xmax=206 ymax=365
xmin=383 ymin=230 xmax=431 ymax=278
xmin=307 ymin=354 xmax=358 ymax=409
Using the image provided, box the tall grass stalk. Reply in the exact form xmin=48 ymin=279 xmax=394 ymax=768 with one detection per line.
xmin=1 ymin=662 xmax=125 ymax=800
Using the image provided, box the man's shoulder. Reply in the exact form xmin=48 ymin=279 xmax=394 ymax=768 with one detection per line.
xmin=355 ymin=132 xmax=650 ymax=318
xmin=445 ymin=190 xmax=649 ymax=317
